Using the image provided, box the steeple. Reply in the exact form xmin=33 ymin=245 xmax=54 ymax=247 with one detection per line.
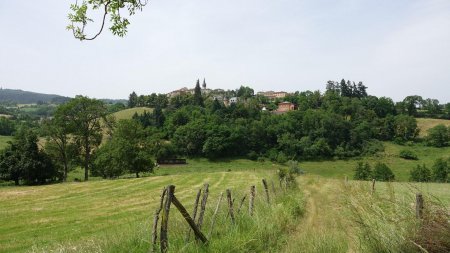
xmin=202 ymin=78 xmax=206 ymax=89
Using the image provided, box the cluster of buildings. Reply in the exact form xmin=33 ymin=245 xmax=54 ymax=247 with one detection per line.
xmin=166 ymin=80 xmax=295 ymax=113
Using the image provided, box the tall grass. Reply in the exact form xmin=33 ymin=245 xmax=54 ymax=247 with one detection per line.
xmin=343 ymin=180 xmax=450 ymax=253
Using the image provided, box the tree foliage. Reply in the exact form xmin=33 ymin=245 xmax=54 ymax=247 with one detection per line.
xmin=0 ymin=127 xmax=57 ymax=185
xmin=67 ymin=0 xmax=148 ymax=41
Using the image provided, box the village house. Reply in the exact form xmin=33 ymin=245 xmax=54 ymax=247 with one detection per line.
xmin=257 ymin=91 xmax=288 ymax=100
xmin=276 ymin=101 xmax=295 ymax=112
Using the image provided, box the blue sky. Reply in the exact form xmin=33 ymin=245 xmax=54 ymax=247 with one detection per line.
xmin=0 ymin=0 xmax=449 ymax=102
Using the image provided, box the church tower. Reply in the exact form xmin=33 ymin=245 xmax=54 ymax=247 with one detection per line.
xmin=202 ymin=78 xmax=206 ymax=89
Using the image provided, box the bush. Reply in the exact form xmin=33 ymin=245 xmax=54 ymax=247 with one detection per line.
xmin=287 ymin=160 xmax=304 ymax=175
xmin=247 ymin=151 xmax=258 ymax=161
xmin=257 ymin=156 xmax=266 ymax=163
xmin=362 ymin=140 xmax=385 ymax=155
xmin=353 ymin=162 xmax=372 ymax=180
xmin=372 ymin=162 xmax=395 ymax=181
xmin=399 ymin=150 xmax=418 ymax=160
xmin=426 ymin=124 xmax=449 ymax=147
xmin=432 ymin=158 xmax=448 ymax=182
xmin=276 ymin=152 xmax=288 ymax=164
xmin=410 ymin=164 xmax=431 ymax=182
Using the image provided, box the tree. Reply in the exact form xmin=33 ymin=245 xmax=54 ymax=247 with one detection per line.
xmin=410 ymin=164 xmax=431 ymax=182
xmin=403 ymin=95 xmax=423 ymax=116
xmin=393 ymin=115 xmax=419 ymax=142
xmin=426 ymin=124 xmax=449 ymax=147
xmin=61 ymin=96 xmax=108 ymax=181
xmin=373 ymin=162 xmax=395 ymax=181
xmin=353 ymin=162 xmax=372 ymax=180
xmin=432 ymin=158 xmax=448 ymax=182
xmin=42 ymin=113 xmax=76 ymax=182
xmin=93 ymin=119 xmax=154 ymax=178
xmin=193 ymin=79 xmax=204 ymax=107
xmin=0 ymin=127 xmax=57 ymax=185
xmin=153 ymin=106 xmax=165 ymax=128
xmin=128 ymin=91 xmax=138 ymax=108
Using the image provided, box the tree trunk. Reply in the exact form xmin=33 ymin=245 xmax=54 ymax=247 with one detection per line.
xmin=63 ymin=160 xmax=68 ymax=182
xmin=136 ymin=172 xmax=140 ymax=178
xmin=84 ymin=141 xmax=90 ymax=181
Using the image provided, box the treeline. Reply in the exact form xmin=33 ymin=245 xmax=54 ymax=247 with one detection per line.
xmin=1 ymin=80 xmax=449 ymax=185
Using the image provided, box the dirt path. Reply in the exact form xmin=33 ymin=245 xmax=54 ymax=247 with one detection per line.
xmin=281 ymin=176 xmax=357 ymax=253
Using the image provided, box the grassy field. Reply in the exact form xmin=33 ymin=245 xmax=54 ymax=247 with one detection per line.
xmin=301 ymin=142 xmax=450 ymax=181
xmin=0 ymin=135 xmax=13 ymax=150
xmin=0 ymin=160 xmax=288 ymax=252
xmin=417 ymin=118 xmax=450 ymax=137
xmin=112 ymin=107 xmax=153 ymax=121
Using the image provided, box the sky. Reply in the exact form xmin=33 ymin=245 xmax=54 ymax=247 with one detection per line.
xmin=0 ymin=0 xmax=449 ymax=102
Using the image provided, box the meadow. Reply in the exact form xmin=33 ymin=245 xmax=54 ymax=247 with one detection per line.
xmin=0 ymin=135 xmax=13 ymax=150
xmin=0 ymin=156 xmax=449 ymax=252
xmin=416 ymin=118 xmax=450 ymax=137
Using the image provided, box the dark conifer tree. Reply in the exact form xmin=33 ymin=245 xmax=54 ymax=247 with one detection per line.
xmin=193 ymin=79 xmax=204 ymax=107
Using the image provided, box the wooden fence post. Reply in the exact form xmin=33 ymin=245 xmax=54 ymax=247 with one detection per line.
xmin=226 ymin=189 xmax=235 ymax=224
xmin=237 ymin=194 xmax=247 ymax=214
xmin=271 ymin=180 xmax=276 ymax=194
xmin=185 ymin=188 xmax=202 ymax=242
xmin=208 ymin=192 xmax=224 ymax=239
xmin=372 ymin=179 xmax=376 ymax=193
xmin=197 ymin=183 xmax=209 ymax=230
xmin=151 ymin=187 xmax=167 ymax=253
xmin=416 ymin=193 xmax=424 ymax=219
xmin=262 ymin=179 xmax=270 ymax=204
xmin=160 ymin=185 xmax=175 ymax=253
xmin=171 ymin=194 xmax=208 ymax=244
xmin=249 ymin=185 xmax=255 ymax=216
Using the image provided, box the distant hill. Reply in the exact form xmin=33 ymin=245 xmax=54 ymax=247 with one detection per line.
xmin=0 ymin=88 xmax=70 ymax=104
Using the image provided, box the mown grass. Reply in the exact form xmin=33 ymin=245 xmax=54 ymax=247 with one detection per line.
xmin=111 ymin=107 xmax=153 ymax=121
xmin=0 ymin=135 xmax=13 ymax=150
xmin=0 ymin=159 xmax=301 ymax=253
xmin=417 ymin=118 xmax=450 ymax=137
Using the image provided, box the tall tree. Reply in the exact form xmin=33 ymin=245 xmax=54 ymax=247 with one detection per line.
xmin=61 ymin=96 xmax=108 ymax=181
xmin=128 ymin=91 xmax=138 ymax=108
xmin=193 ymin=79 xmax=204 ymax=107
xmin=42 ymin=111 xmax=75 ymax=182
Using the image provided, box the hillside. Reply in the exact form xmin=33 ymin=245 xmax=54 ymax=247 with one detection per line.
xmin=0 ymin=88 xmax=70 ymax=104
xmin=111 ymin=107 xmax=153 ymax=120
xmin=417 ymin=118 xmax=450 ymax=137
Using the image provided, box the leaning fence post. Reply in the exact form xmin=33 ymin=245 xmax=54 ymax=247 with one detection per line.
xmin=372 ymin=179 xmax=376 ymax=193
xmin=185 ymin=188 xmax=202 ymax=242
xmin=416 ymin=193 xmax=424 ymax=219
xmin=196 ymin=183 xmax=209 ymax=231
xmin=249 ymin=185 xmax=255 ymax=216
xmin=151 ymin=187 xmax=167 ymax=253
xmin=237 ymin=194 xmax=247 ymax=214
xmin=160 ymin=185 xmax=175 ymax=253
xmin=262 ymin=179 xmax=270 ymax=204
xmin=208 ymin=192 xmax=224 ymax=239
xmin=226 ymin=189 xmax=235 ymax=224
xmin=171 ymin=193 xmax=208 ymax=244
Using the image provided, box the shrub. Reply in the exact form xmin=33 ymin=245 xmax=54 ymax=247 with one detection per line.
xmin=257 ymin=156 xmax=266 ymax=163
xmin=399 ymin=149 xmax=418 ymax=160
xmin=362 ymin=140 xmax=385 ymax=155
xmin=372 ymin=162 xmax=395 ymax=181
xmin=247 ymin=151 xmax=258 ymax=161
xmin=432 ymin=158 xmax=448 ymax=182
xmin=410 ymin=164 xmax=431 ymax=182
xmin=426 ymin=124 xmax=449 ymax=147
xmin=287 ymin=160 xmax=304 ymax=175
xmin=276 ymin=152 xmax=288 ymax=164
xmin=353 ymin=162 xmax=372 ymax=180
